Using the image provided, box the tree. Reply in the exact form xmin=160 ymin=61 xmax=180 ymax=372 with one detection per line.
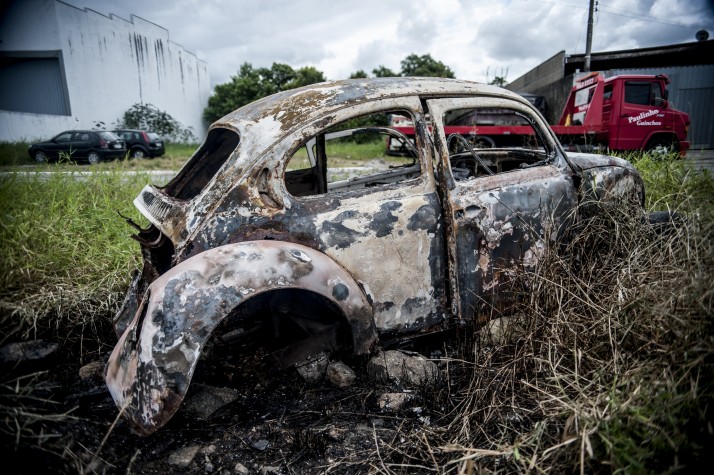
xmin=349 ymin=70 xmax=369 ymax=79
xmin=117 ymin=103 xmax=196 ymax=142
xmin=204 ymin=63 xmax=326 ymax=123
xmin=261 ymin=62 xmax=296 ymax=91
xmin=372 ymin=65 xmax=399 ymax=78
xmin=400 ymin=54 xmax=455 ymax=78
xmin=203 ymin=63 xmax=271 ymax=123
xmin=485 ymin=66 xmax=509 ymax=87
xmin=285 ymin=66 xmax=326 ymax=90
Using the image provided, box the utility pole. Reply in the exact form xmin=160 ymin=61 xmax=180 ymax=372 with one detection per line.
xmin=584 ymin=0 xmax=595 ymax=72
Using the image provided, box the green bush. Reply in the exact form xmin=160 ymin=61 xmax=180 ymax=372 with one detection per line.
xmin=116 ymin=103 xmax=197 ymax=143
xmin=0 ymin=141 xmax=32 ymax=167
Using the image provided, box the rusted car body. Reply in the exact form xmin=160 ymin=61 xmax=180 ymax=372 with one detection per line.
xmin=105 ymin=78 xmax=644 ymax=435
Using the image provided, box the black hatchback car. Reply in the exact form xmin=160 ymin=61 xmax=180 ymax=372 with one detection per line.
xmin=28 ymin=130 xmax=126 ymax=164
xmin=112 ymin=129 xmax=165 ymax=158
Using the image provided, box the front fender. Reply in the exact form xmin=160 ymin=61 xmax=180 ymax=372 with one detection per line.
xmin=105 ymin=241 xmax=377 ymax=435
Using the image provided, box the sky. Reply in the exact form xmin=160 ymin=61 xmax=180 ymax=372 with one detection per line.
xmin=64 ymin=0 xmax=714 ymax=88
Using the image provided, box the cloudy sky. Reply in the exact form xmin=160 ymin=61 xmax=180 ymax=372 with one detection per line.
xmin=65 ymin=0 xmax=713 ymax=88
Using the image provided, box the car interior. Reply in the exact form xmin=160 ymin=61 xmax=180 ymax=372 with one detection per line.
xmin=285 ymin=110 xmax=421 ymax=197
xmin=441 ymin=107 xmax=553 ymax=180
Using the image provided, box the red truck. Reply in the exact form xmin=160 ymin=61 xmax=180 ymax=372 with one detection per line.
xmin=390 ymin=72 xmax=691 ymax=156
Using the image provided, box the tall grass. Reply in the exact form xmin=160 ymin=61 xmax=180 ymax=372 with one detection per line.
xmin=0 ymin=172 xmax=150 ymax=353
xmin=628 ymin=152 xmax=713 ymax=213
xmin=430 ymin=198 xmax=713 ymax=473
xmin=365 ymin=152 xmax=714 ymax=473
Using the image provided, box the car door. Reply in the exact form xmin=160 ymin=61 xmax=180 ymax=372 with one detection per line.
xmin=426 ymin=96 xmax=578 ymax=323
xmin=269 ymin=98 xmax=449 ymax=334
xmin=616 ymin=80 xmax=667 ymax=150
xmin=72 ymin=132 xmax=92 ymax=160
xmin=46 ymin=131 xmax=73 ymax=159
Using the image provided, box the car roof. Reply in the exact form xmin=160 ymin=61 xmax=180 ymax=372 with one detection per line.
xmin=211 ymin=77 xmax=527 ymax=147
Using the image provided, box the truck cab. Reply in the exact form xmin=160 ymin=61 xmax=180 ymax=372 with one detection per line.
xmin=559 ymin=73 xmax=690 ymax=154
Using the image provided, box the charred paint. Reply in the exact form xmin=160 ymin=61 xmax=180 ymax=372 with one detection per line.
xmin=369 ymin=201 xmax=402 ymax=237
xmin=106 ymin=241 xmax=377 ymax=435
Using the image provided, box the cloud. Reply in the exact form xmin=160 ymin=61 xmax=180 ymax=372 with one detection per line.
xmin=64 ymin=0 xmax=714 ymax=87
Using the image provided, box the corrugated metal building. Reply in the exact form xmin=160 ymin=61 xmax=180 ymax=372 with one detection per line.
xmin=0 ymin=0 xmax=211 ymax=142
xmin=507 ymin=40 xmax=714 ymax=149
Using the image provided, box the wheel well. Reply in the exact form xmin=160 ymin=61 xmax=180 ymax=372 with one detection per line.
xmin=203 ymin=288 xmax=354 ymax=371
xmin=645 ymin=133 xmax=679 ymax=149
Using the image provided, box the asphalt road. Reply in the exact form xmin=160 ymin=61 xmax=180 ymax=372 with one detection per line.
xmin=2 ymin=150 xmax=712 ymax=183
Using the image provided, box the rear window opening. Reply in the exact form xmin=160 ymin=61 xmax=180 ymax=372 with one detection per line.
xmin=163 ymin=128 xmax=240 ymax=200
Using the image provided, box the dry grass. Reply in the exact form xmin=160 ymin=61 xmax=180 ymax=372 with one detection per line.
xmin=358 ymin=183 xmax=713 ymax=473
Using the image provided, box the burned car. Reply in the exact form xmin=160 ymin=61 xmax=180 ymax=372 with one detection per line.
xmin=105 ymin=78 xmax=645 ymax=435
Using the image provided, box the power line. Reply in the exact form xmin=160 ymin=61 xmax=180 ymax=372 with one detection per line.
xmin=530 ymin=0 xmax=711 ymax=30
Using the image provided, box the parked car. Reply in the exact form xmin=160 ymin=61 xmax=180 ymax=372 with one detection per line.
xmin=105 ymin=78 xmax=648 ymax=435
xmin=28 ymin=130 xmax=126 ymax=164
xmin=112 ymin=129 xmax=165 ymax=158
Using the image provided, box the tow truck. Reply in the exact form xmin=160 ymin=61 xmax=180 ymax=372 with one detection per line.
xmin=390 ymin=72 xmax=691 ymax=155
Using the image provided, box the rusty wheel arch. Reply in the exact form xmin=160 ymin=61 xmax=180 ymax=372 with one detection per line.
xmin=105 ymin=241 xmax=378 ymax=435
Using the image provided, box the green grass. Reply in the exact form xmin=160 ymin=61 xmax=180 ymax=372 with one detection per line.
xmin=0 ymin=141 xmax=32 ymax=166
xmin=0 ymin=171 xmax=151 ymax=350
xmin=628 ymin=151 xmax=714 ymax=213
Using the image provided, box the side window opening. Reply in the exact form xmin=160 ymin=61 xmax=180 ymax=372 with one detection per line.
xmin=625 ymin=81 xmax=653 ymax=106
xmin=163 ymin=127 xmax=240 ymax=200
xmin=285 ymin=110 xmax=420 ymax=197
xmin=440 ymin=106 xmax=550 ymax=181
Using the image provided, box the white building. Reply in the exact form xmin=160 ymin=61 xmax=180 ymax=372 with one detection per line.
xmin=0 ymin=0 xmax=210 ymax=142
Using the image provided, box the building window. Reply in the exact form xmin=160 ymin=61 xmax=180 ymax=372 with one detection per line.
xmin=0 ymin=52 xmax=71 ymax=116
